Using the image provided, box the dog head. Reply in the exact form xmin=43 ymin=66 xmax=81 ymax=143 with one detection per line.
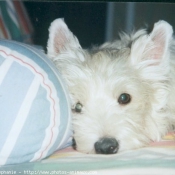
xmin=47 ymin=19 xmax=173 ymax=154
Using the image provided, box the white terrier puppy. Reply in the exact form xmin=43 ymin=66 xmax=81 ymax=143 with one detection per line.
xmin=47 ymin=18 xmax=175 ymax=154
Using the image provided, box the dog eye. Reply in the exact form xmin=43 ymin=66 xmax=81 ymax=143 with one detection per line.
xmin=74 ymin=102 xmax=83 ymax=113
xmin=118 ymin=93 xmax=131 ymax=105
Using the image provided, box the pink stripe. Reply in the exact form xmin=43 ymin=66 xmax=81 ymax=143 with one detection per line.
xmin=0 ymin=49 xmax=56 ymax=159
xmin=150 ymin=141 xmax=175 ymax=147
xmin=149 ymin=131 xmax=175 ymax=147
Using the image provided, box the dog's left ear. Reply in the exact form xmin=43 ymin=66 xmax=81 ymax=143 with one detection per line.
xmin=131 ymin=20 xmax=173 ymax=66
xmin=47 ymin=18 xmax=81 ymax=58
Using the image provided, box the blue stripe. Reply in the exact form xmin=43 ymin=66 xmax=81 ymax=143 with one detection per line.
xmin=6 ymin=1 xmax=19 ymax=22
xmin=19 ymin=42 xmax=72 ymax=149
xmin=0 ymin=2 xmax=22 ymax=41
xmin=0 ymin=40 xmax=72 ymax=148
xmin=0 ymin=61 xmax=34 ymax=150
xmin=6 ymin=85 xmax=50 ymax=164
xmin=0 ymin=55 xmax=5 ymax=66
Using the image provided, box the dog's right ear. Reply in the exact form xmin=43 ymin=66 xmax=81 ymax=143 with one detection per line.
xmin=130 ymin=20 xmax=173 ymax=67
xmin=47 ymin=18 xmax=82 ymax=58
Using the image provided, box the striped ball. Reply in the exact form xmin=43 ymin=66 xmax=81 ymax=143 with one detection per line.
xmin=0 ymin=40 xmax=72 ymax=165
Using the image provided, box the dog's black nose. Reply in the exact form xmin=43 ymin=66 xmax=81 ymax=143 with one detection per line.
xmin=94 ymin=138 xmax=119 ymax=154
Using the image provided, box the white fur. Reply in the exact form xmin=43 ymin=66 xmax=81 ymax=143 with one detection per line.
xmin=47 ymin=19 xmax=175 ymax=154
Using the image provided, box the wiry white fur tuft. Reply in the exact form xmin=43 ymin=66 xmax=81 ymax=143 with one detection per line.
xmin=47 ymin=19 xmax=175 ymax=154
